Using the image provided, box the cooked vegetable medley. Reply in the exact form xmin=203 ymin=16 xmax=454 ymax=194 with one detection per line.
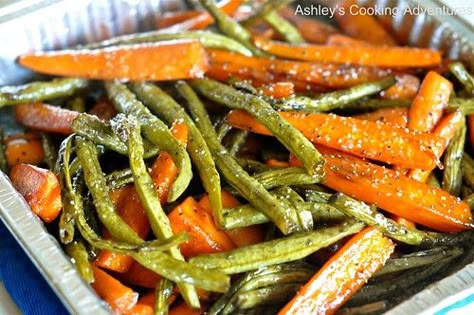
xmin=1 ymin=0 xmax=474 ymax=314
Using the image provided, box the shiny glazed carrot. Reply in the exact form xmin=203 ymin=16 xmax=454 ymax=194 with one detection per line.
xmin=258 ymin=82 xmax=295 ymax=99
xmin=279 ymin=227 xmax=395 ymax=315
xmin=10 ymin=164 xmax=62 ymax=223
xmin=18 ymin=40 xmax=209 ymax=81
xmin=5 ymin=133 xmax=44 ymax=167
xmin=354 ymin=107 xmax=409 ymax=127
xmin=381 ymin=74 xmax=420 ymax=101
xmin=253 ymin=37 xmax=441 ymax=68
xmin=119 ymin=261 xmax=161 ymax=289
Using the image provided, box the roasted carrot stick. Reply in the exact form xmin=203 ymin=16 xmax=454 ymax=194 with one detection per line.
xmin=279 ymin=227 xmax=395 ymax=315
xmin=151 ymin=121 xmax=189 ymax=204
xmin=258 ymin=82 xmax=295 ymax=99
xmin=265 ymin=158 xmax=291 ymax=168
xmin=380 ymin=74 xmax=420 ymax=101
xmin=138 ymin=290 xmax=178 ymax=311
xmin=119 ymin=261 xmax=161 ymax=289
xmin=15 ymin=102 xmax=79 ymax=134
xmin=18 ymin=40 xmax=209 ymax=81
xmin=290 ymin=147 xmax=472 ymax=232
xmin=91 ymin=265 xmax=138 ymax=313
xmin=279 ymin=7 xmax=339 ymax=44
xmin=89 ymin=99 xmax=117 ymax=121
xmin=326 ymin=34 xmax=370 ymax=46
xmin=168 ymin=196 xmax=236 ymax=258
xmin=408 ymin=71 xmax=453 ymax=132
xmin=354 ymin=107 xmax=409 ymax=127
xmin=5 ymin=133 xmax=44 ymax=167
xmin=125 ymin=304 xmax=153 ymax=315
xmin=469 ymin=115 xmax=474 ymax=150
xmin=207 ymin=49 xmax=392 ymax=88
xmin=334 ymin=0 xmax=397 ymax=46
xmin=198 ymin=191 xmax=265 ymax=247
xmin=10 ymin=164 xmax=62 ymax=223
xmin=156 ymin=10 xmax=203 ymax=29
xmin=408 ymin=111 xmax=464 ymax=182
xmin=253 ymin=37 xmax=441 ymax=68
xmin=227 ymin=109 xmax=441 ymax=170
xmin=169 ymin=302 xmax=204 ymax=315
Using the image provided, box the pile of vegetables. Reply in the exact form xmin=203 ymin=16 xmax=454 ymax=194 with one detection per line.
xmin=1 ymin=0 xmax=474 ymax=314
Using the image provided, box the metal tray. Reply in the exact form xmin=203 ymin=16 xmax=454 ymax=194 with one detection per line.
xmin=0 ymin=0 xmax=473 ymax=314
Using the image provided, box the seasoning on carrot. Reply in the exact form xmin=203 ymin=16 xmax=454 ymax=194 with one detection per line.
xmin=14 ymin=102 xmax=79 ymax=134
xmin=10 ymin=163 xmax=62 ymax=223
xmin=18 ymin=40 xmax=209 ymax=81
xmin=380 ymin=74 xmax=420 ymax=101
xmin=227 ymin=109 xmax=441 ymax=170
xmin=253 ymin=36 xmax=441 ymax=68
xmin=354 ymin=107 xmax=409 ymax=127
xmin=279 ymin=227 xmax=395 ymax=315
xmin=258 ymin=82 xmax=295 ymax=99
xmin=4 ymin=133 xmax=44 ymax=167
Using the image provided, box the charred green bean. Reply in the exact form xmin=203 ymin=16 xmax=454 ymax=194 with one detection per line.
xmin=442 ymin=115 xmax=466 ymax=196
xmin=64 ymin=241 xmax=94 ymax=283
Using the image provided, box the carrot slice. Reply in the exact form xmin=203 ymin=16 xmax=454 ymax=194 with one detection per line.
xmin=279 ymin=227 xmax=395 ymax=315
xmin=198 ymin=191 xmax=265 ymax=247
xmin=334 ymin=0 xmax=397 ymax=46
xmin=408 ymin=71 xmax=453 ymax=132
xmin=14 ymin=102 xmax=79 ymax=134
xmin=18 ymin=40 xmax=209 ymax=81
xmin=289 ymin=147 xmax=472 ymax=232
xmin=5 ymin=133 xmax=44 ymax=167
xmin=326 ymin=34 xmax=370 ymax=46
xmin=469 ymin=115 xmax=474 ymax=150
xmin=10 ymin=164 xmax=62 ymax=223
xmin=119 ymin=261 xmax=161 ymax=289
xmin=354 ymin=107 xmax=409 ymax=127
xmin=227 ymin=109 xmax=441 ymax=170
xmin=168 ymin=196 xmax=236 ymax=258
xmin=91 ymin=265 xmax=138 ymax=313
xmin=169 ymin=302 xmax=204 ymax=315
xmin=258 ymin=82 xmax=295 ymax=99
xmin=408 ymin=111 xmax=464 ymax=182
xmin=207 ymin=49 xmax=392 ymax=88
xmin=253 ymin=37 xmax=441 ymax=68
xmin=380 ymin=74 xmax=420 ymax=101
xmin=89 ymin=99 xmax=117 ymax=121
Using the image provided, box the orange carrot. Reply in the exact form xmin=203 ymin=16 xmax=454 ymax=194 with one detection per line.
xmin=169 ymin=302 xmax=204 ymax=315
xmin=227 ymin=109 xmax=441 ymax=170
xmin=10 ymin=164 xmax=62 ymax=223
xmin=326 ymin=34 xmax=370 ymax=46
xmin=334 ymin=0 xmax=397 ymax=46
xmin=14 ymin=102 xmax=79 ymax=134
xmin=279 ymin=7 xmax=339 ymax=44
xmin=265 ymin=158 xmax=291 ymax=168
xmin=253 ymin=37 xmax=441 ymax=68
xmin=119 ymin=261 xmax=161 ymax=289
xmin=408 ymin=111 xmax=464 ymax=182
xmin=151 ymin=121 xmax=189 ymax=204
xmin=207 ymin=49 xmax=392 ymax=88
xmin=279 ymin=227 xmax=395 ymax=315
xmin=138 ymin=290 xmax=178 ymax=311
xmin=89 ymin=99 xmax=117 ymax=121
xmin=469 ymin=115 xmax=474 ymax=150
xmin=5 ymin=133 xmax=44 ymax=167
xmin=125 ymin=304 xmax=154 ymax=315
xmin=380 ymin=74 xmax=420 ymax=101
xmin=156 ymin=10 xmax=203 ymax=29
xmin=408 ymin=71 xmax=453 ymax=132
xmin=198 ymin=191 xmax=265 ymax=247
xmin=290 ymin=147 xmax=472 ymax=232
xmin=258 ymin=82 xmax=295 ymax=99
xmin=353 ymin=107 xmax=409 ymax=127
xmin=168 ymin=196 xmax=236 ymax=258
xmin=18 ymin=40 xmax=209 ymax=81
xmin=91 ymin=265 xmax=138 ymax=313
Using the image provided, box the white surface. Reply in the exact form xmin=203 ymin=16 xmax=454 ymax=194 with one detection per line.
xmin=0 ymin=1 xmax=472 ymax=315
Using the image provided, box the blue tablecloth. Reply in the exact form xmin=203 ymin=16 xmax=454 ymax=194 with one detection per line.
xmin=0 ymin=220 xmax=68 ymax=315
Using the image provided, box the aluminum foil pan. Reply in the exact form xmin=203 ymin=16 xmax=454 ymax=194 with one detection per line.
xmin=0 ymin=0 xmax=473 ymax=314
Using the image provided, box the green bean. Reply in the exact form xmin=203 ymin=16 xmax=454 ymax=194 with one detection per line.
xmin=462 ymin=153 xmax=474 ymax=189
xmin=273 ymin=186 xmax=313 ymax=231
xmin=64 ymin=241 xmax=94 ymax=283
xmin=106 ymin=168 xmax=134 ymax=189
xmin=426 ymin=172 xmax=441 ymax=188
xmin=297 ymin=188 xmax=332 ymax=203
xmin=375 ymin=247 xmax=464 ymax=276
xmin=67 ymin=97 xmax=86 ymax=113
xmin=236 ymin=158 xmax=273 ymax=173
xmin=448 ymin=98 xmax=474 ymax=114
xmin=241 ymin=0 xmax=294 ymax=27
xmin=330 ymin=194 xmax=433 ymax=246
xmin=343 ymin=98 xmax=411 ymax=110
xmin=263 ymin=12 xmax=304 ymax=44
xmin=198 ymin=0 xmax=265 ymax=56
xmin=40 ymin=133 xmax=57 ymax=170
xmin=119 ymin=116 xmax=200 ymax=308
xmin=106 ymin=82 xmax=192 ymax=202
xmin=190 ymin=221 xmax=365 ymax=274
xmin=236 ymin=283 xmax=302 ymax=309
xmin=155 ymin=278 xmax=174 ymax=315
xmin=442 ymin=115 xmax=466 ymax=196
xmin=226 ymin=130 xmax=248 ymax=156
xmin=449 ymin=62 xmax=474 ymax=96
xmin=0 ymin=78 xmax=88 ymax=107
xmin=253 ymin=167 xmax=323 ymax=189
xmin=338 ymin=301 xmax=388 ymax=315
xmin=216 ymin=121 xmax=234 ymax=142
xmin=75 ymin=136 xmax=143 ymax=243
xmin=131 ymin=82 xmax=223 ymax=227
xmin=0 ymin=128 xmax=8 ymax=173
xmin=465 ymin=193 xmax=474 ymax=210
xmin=272 ymin=77 xmax=396 ymax=112
xmin=86 ymin=30 xmax=252 ymax=56
xmin=191 ymin=78 xmax=325 ymax=177
xmin=177 ymin=81 xmax=300 ymax=235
